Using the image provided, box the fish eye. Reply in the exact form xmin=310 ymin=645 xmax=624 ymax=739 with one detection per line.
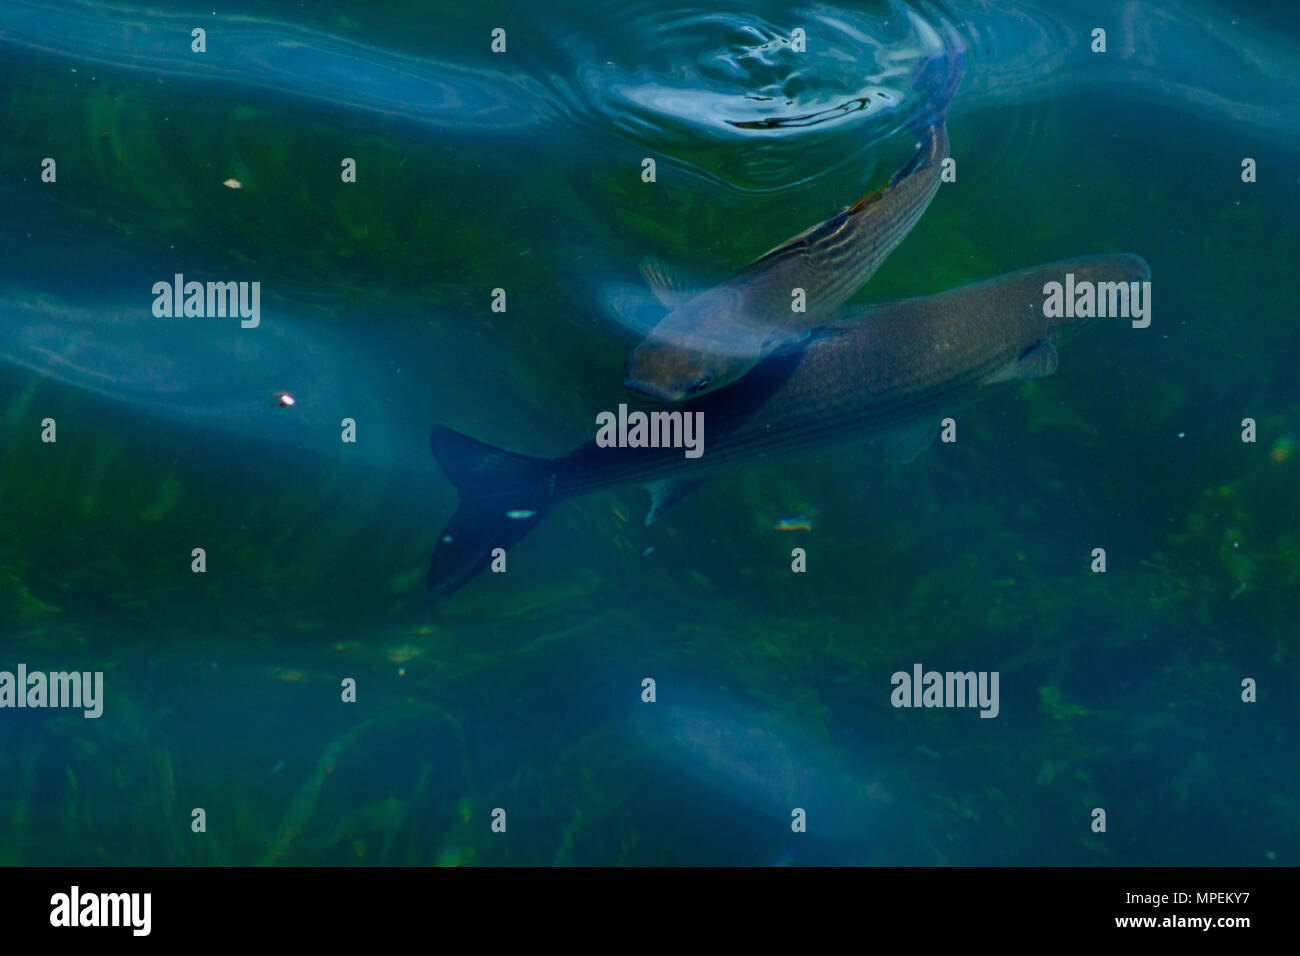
xmin=688 ymin=374 xmax=713 ymax=394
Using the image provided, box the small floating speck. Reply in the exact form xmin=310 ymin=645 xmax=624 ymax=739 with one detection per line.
xmin=274 ymin=391 xmax=296 ymax=407
xmin=506 ymin=509 xmax=536 ymax=520
xmin=222 ymin=178 xmax=243 ymax=189
xmin=441 ymin=535 xmax=454 ymax=543
xmin=270 ymin=759 xmax=285 ymax=775
xmin=643 ymin=546 xmax=654 ymax=556
xmin=773 ymin=513 xmax=814 ymax=531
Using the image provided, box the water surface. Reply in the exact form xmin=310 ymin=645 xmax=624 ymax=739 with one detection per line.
xmin=0 ymin=0 xmax=1296 ymax=865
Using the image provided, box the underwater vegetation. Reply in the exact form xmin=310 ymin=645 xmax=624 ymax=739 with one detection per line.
xmin=0 ymin=0 xmax=1296 ymax=865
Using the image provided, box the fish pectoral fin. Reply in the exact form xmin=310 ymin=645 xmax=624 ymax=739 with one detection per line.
xmin=639 ymin=257 xmax=700 ymax=309
xmin=761 ymin=325 xmax=811 ymax=350
xmin=876 ymin=421 xmax=940 ymax=464
xmin=981 ymin=340 xmax=1059 ymax=386
xmin=800 ymin=320 xmax=871 ymax=346
xmin=644 ymin=477 xmax=710 ymax=525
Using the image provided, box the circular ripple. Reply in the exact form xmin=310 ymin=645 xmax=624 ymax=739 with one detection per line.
xmin=546 ymin=0 xmax=964 ymax=190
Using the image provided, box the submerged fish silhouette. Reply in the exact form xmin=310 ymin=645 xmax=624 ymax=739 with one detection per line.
xmin=632 ymin=684 xmax=883 ymax=846
xmin=624 ymin=123 xmax=950 ymax=403
xmin=427 ymin=254 xmax=1150 ymax=603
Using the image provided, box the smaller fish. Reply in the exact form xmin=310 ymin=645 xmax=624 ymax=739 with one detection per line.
xmin=624 ymin=124 xmax=950 ymax=403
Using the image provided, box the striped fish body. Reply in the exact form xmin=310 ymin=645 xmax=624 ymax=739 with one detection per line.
xmin=624 ymin=124 xmax=949 ymax=403
xmin=572 ymin=253 xmax=1138 ymax=495
xmin=426 ymin=254 xmax=1149 ymax=602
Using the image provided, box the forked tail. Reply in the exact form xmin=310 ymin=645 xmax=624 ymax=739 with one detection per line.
xmin=908 ymin=18 xmax=965 ymax=135
xmin=426 ymin=426 xmax=557 ymax=604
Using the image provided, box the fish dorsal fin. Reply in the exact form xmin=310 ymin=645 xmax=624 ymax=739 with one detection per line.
xmin=639 ymin=257 xmax=698 ymax=310
xmin=644 ymin=477 xmax=710 ymax=525
xmin=877 ymin=421 xmax=940 ymax=463
xmin=751 ymin=220 xmax=829 ymax=264
xmin=982 ymin=340 xmax=1059 ymax=386
xmin=743 ymin=127 xmax=943 ymax=275
xmin=748 ymin=197 xmax=876 ymax=267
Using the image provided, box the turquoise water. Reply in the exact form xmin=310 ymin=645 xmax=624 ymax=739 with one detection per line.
xmin=0 ymin=0 xmax=1296 ymax=865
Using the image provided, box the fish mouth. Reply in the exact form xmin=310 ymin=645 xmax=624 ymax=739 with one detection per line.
xmin=622 ymin=376 xmax=685 ymax=403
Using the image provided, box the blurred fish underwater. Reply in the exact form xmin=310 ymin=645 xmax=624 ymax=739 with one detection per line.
xmin=0 ymin=0 xmax=1297 ymax=867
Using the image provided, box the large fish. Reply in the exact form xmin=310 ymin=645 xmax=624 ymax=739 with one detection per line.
xmin=623 ymin=123 xmax=950 ymax=403
xmin=427 ymin=254 xmax=1150 ymax=603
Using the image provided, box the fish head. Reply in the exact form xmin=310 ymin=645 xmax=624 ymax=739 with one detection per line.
xmin=623 ymin=338 xmax=728 ymax=402
xmin=1046 ymin=253 xmax=1152 ymax=339
xmin=622 ymin=288 xmax=768 ymax=401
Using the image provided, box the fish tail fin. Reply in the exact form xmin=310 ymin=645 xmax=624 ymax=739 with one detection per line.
xmin=908 ymin=19 xmax=965 ymax=132
xmin=426 ymin=426 xmax=556 ymax=604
